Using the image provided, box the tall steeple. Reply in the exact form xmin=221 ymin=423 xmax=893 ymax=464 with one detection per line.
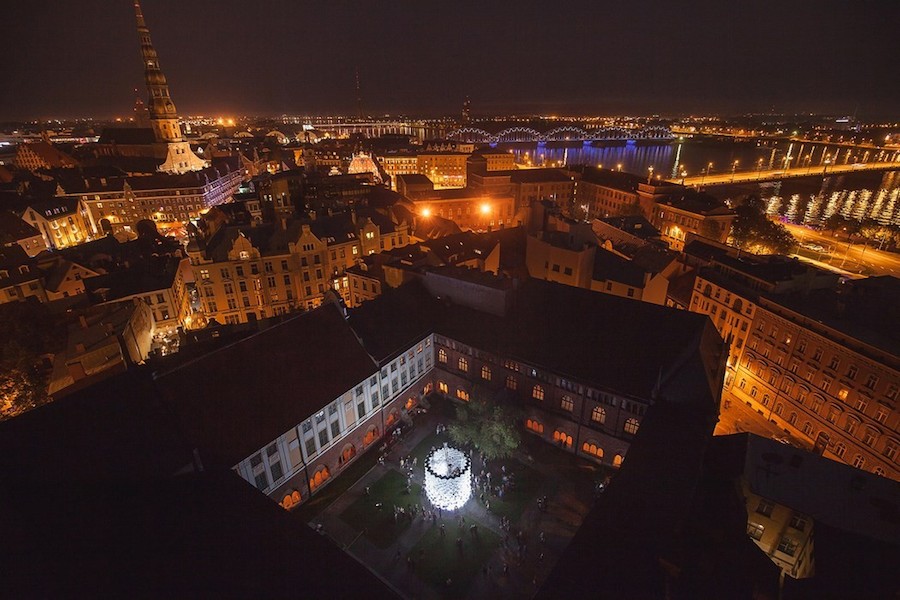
xmin=133 ymin=0 xmax=207 ymax=174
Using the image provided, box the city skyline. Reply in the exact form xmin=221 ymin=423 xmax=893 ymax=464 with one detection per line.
xmin=4 ymin=0 xmax=900 ymax=121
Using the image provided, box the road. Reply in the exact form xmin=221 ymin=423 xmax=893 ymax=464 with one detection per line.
xmin=670 ymin=161 xmax=900 ymax=187
xmin=784 ymin=223 xmax=900 ymax=277
xmin=715 ymin=388 xmax=809 ymax=449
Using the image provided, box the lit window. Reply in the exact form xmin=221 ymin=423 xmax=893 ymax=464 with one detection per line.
xmin=506 ymin=375 xmax=517 ymax=390
xmin=624 ymin=418 xmax=639 ymax=435
xmin=458 ymin=357 xmax=468 ymax=372
xmin=560 ymin=396 xmax=574 ymax=412
xmin=747 ymin=522 xmax=765 ymax=541
xmin=438 ymin=348 xmax=447 ymax=364
xmin=532 ymin=385 xmax=544 ymax=401
xmin=481 ymin=365 xmax=491 ymax=381
xmin=591 ymin=406 xmax=606 ymax=424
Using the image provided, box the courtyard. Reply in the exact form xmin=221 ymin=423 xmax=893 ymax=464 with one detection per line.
xmin=306 ymin=396 xmax=607 ymax=599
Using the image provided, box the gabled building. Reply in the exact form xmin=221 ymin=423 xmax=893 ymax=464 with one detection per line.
xmin=21 ymin=197 xmax=91 ymax=250
xmin=12 ymin=141 xmax=78 ymax=172
xmin=0 ymin=210 xmax=47 ymax=257
xmin=0 ymin=245 xmax=46 ymax=305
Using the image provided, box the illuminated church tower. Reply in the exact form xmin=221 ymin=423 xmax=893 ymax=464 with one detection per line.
xmin=134 ymin=0 xmax=207 ymax=174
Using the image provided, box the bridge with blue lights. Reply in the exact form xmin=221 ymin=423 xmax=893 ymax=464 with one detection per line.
xmin=445 ymin=125 xmax=674 ymax=144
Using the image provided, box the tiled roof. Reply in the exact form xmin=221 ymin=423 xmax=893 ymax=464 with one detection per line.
xmin=0 ymin=210 xmax=40 ymax=243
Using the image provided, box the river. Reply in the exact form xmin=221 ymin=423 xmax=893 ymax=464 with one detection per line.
xmin=501 ymin=139 xmax=900 ymax=227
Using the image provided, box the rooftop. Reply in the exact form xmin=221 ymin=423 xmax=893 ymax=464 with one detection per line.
xmin=155 ymin=303 xmax=378 ymax=468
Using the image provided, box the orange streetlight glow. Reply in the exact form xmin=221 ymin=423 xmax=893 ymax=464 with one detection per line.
xmin=421 ymin=208 xmax=432 ymax=217
xmin=480 ymin=203 xmax=491 ymax=215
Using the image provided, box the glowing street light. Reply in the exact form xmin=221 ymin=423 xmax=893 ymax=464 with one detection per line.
xmin=647 ymin=165 xmax=654 ymax=184
xmin=617 ymin=163 xmax=623 ymax=172
xmin=480 ymin=203 xmax=491 ymax=215
xmin=421 ymin=207 xmax=432 ymax=217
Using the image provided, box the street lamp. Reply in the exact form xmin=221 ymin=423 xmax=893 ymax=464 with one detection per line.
xmin=756 ymin=158 xmax=764 ymax=180
xmin=617 ymin=163 xmax=622 ymax=172
xmin=730 ymin=160 xmax=739 ymax=183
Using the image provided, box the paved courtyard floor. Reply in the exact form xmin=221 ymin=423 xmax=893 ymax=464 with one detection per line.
xmin=306 ymin=397 xmax=607 ymax=599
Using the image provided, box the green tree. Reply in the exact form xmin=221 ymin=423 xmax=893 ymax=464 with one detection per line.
xmin=448 ymin=389 xmax=521 ymax=461
xmin=729 ymin=195 xmax=796 ymax=254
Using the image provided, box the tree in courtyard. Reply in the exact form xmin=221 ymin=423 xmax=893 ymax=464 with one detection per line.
xmin=729 ymin=195 xmax=796 ymax=254
xmin=448 ymin=388 xmax=521 ymax=461
xmin=0 ymin=300 xmax=60 ymax=420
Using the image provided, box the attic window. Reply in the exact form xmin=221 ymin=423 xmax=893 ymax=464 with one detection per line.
xmin=239 ymin=251 xmax=250 ymax=260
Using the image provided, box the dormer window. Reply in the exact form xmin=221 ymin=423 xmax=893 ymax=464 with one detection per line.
xmin=239 ymin=250 xmax=250 ymax=260
xmin=18 ymin=266 xmax=29 ymax=275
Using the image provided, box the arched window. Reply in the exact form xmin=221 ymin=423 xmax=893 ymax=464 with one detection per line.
xmin=613 ymin=454 xmax=624 ymax=467
xmin=873 ymin=467 xmax=885 ymax=477
xmin=788 ymin=412 xmax=798 ymax=426
xmin=582 ymin=442 xmax=603 ymax=458
xmin=310 ymin=466 xmax=331 ymax=491
xmin=553 ymin=430 xmax=573 ymax=448
xmin=456 ymin=388 xmax=470 ymax=402
xmin=560 ymin=396 xmax=574 ymax=412
xmin=458 ymin=357 xmax=468 ymax=372
xmin=338 ymin=444 xmax=356 ymax=466
xmin=438 ymin=381 xmax=448 ymax=394
xmin=438 ymin=348 xmax=447 ymax=363
xmin=481 ymin=365 xmax=491 ymax=381
xmin=363 ymin=426 xmax=379 ymax=446
xmin=624 ymin=418 xmax=640 ymax=435
xmin=506 ymin=375 xmax=517 ymax=390
xmin=834 ymin=442 xmax=846 ymax=458
xmin=774 ymin=402 xmax=783 ymax=415
xmin=591 ymin=406 xmax=606 ymax=424
xmin=852 ymin=454 xmax=866 ymax=469
xmin=532 ymin=385 xmax=545 ymax=401
xmin=526 ymin=419 xmax=544 ymax=434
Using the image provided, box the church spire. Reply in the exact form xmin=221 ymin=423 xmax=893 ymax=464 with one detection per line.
xmin=132 ymin=1 xmax=207 ymax=174
xmin=134 ymin=0 xmax=182 ymax=144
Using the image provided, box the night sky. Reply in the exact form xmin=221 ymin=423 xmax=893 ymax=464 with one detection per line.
xmin=3 ymin=0 xmax=899 ymax=120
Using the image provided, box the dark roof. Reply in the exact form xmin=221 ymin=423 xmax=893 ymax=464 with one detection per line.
xmin=97 ymin=127 xmax=157 ymax=145
xmin=591 ymin=247 xmax=649 ymax=287
xmin=0 ymin=245 xmax=40 ymax=284
xmin=2 ymin=469 xmax=396 ymax=598
xmin=683 ymin=237 xmax=732 ymax=262
xmin=0 ymin=370 xmax=194 ymax=484
xmin=600 ymin=214 xmax=661 ymax=239
xmin=24 ymin=196 xmax=81 ymax=220
xmin=348 ymin=280 xmax=441 ymax=364
xmin=396 ymin=173 xmax=433 ymax=185
xmin=766 ymin=277 xmax=900 ymax=359
xmin=156 ymin=303 xmax=378 ymax=467
xmin=540 ymin=400 xmax=778 ymax=599
xmin=508 ymin=168 xmax=572 ymax=184
xmin=659 ymin=189 xmax=733 ymax=216
xmin=357 ymin=277 xmax=716 ymax=401
xmin=578 ymin=166 xmax=645 ymax=191
xmin=0 ymin=210 xmax=40 ymax=243
xmin=85 ymin=255 xmax=183 ymax=300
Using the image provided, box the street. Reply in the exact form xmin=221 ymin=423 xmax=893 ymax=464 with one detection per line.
xmin=714 ymin=387 xmax=809 ymax=450
xmin=785 ymin=223 xmax=900 ymax=277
